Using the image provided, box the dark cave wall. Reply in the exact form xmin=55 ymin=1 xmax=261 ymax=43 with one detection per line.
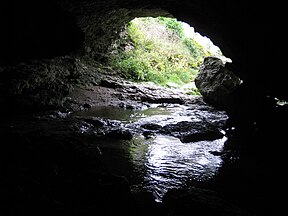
xmin=0 ymin=1 xmax=84 ymax=111
xmin=75 ymin=8 xmax=136 ymax=61
xmin=0 ymin=57 xmax=84 ymax=112
xmin=0 ymin=3 xmax=286 ymax=216
xmin=0 ymin=1 xmax=84 ymax=66
xmin=0 ymin=0 xmax=285 ymax=112
xmin=0 ymin=1 xmax=169 ymax=111
xmin=62 ymin=1 xmax=171 ymax=62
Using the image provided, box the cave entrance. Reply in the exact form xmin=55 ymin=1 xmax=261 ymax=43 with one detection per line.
xmin=109 ymin=16 xmax=231 ymax=95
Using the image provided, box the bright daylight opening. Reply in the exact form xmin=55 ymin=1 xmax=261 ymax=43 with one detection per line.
xmin=180 ymin=22 xmax=232 ymax=64
xmin=109 ymin=17 xmax=231 ymax=95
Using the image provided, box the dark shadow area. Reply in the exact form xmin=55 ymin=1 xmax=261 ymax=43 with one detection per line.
xmin=0 ymin=1 xmax=287 ymax=216
xmin=0 ymin=1 xmax=84 ymax=66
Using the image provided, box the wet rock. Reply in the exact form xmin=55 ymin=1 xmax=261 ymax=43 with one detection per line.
xmin=185 ymin=106 xmax=228 ymax=128
xmin=209 ymin=150 xmax=223 ymax=156
xmin=81 ymin=117 xmax=105 ymax=127
xmin=161 ymin=121 xmax=224 ymax=142
xmin=82 ymin=103 xmax=92 ymax=109
xmin=105 ymin=119 xmax=123 ymax=127
xmin=118 ymin=101 xmax=143 ymax=110
xmin=71 ymin=120 xmax=95 ymax=134
xmin=141 ymin=96 xmax=185 ymax=104
xmin=195 ymin=57 xmax=241 ymax=108
xmin=180 ymin=129 xmax=224 ymax=143
xmin=100 ymin=78 xmax=123 ymax=89
xmin=141 ymin=123 xmax=163 ymax=131
xmin=142 ymin=130 xmax=155 ymax=139
xmin=46 ymin=110 xmax=71 ymax=119
xmin=106 ymin=128 xmax=133 ymax=140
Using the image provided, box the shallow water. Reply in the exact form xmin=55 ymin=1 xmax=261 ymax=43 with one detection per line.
xmin=74 ymin=104 xmax=228 ymax=202
xmin=73 ymin=105 xmax=171 ymax=123
xmin=130 ymin=135 xmax=226 ymax=202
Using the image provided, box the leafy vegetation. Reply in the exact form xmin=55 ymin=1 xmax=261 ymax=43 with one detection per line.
xmin=109 ymin=17 xmax=213 ymax=93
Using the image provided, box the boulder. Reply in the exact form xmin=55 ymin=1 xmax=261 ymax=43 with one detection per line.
xmin=106 ymin=128 xmax=133 ymax=140
xmin=195 ymin=57 xmax=241 ymax=108
xmin=161 ymin=121 xmax=224 ymax=143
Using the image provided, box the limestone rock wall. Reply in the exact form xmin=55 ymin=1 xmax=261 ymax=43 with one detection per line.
xmin=0 ymin=0 xmax=285 ymax=112
xmin=0 ymin=57 xmax=86 ymax=112
xmin=195 ymin=57 xmax=241 ymax=108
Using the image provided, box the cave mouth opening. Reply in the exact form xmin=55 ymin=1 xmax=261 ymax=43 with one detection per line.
xmin=108 ymin=16 xmax=231 ymax=95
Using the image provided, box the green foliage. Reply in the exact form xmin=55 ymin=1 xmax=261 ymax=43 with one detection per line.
xmin=156 ymin=17 xmax=185 ymax=38
xmin=184 ymin=38 xmax=211 ymax=60
xmin=186 ymin=87 xmax=201 ymax=96
xmin=109 ymin=17 xmax=212 ymax=92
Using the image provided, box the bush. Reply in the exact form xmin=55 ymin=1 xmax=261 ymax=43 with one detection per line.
xmin=109 ymin=17 xmax=212 ymax=92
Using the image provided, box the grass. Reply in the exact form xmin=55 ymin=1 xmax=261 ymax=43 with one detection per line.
xmin=109 ymin=17 xmax=212 ymax=94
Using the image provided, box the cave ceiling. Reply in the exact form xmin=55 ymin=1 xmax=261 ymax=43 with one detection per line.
xmin=0 ymin=0 xmax=285 ymax=100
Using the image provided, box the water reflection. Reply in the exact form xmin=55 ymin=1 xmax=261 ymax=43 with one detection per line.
xmin=130 ymin=135 xmax=227 ymax=202
xmin=73 ymin=105 xmax=171 ymax=123
xmin=73 ymin=104 xmax=228 ymax=202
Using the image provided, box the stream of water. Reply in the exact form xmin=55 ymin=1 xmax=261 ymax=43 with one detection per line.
xmin=130 ymin=134 xmax=226 ymax=202
xmin=73 ymin=104 xmax=228 ymax=202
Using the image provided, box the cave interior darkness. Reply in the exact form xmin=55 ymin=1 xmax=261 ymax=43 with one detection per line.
xmin=0 ymin=0 xmax=287 ymax=216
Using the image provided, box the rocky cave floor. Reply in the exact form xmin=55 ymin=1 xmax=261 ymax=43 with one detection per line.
xmin=0 ymin=73 xmax=284 ymax=216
